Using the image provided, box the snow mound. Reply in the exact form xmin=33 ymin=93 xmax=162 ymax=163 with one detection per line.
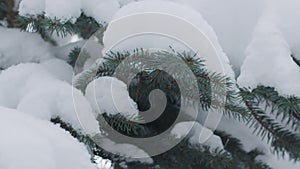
xmin=0 ymin=61 xmax=100 ymax=135
xmin=19 ymin=0 xmax=45 ymax=16
xmin=19 ymin=0 xmax=123 ymax=23
xmin=53 ymin=40 xmax=86 ymax=62
xmin=118 ymin=0 xmax=135 ymax=7
xmin=45 ymin=0 xmax=81 ymax=22
xmin=171 ymin=121 xmax=224 ymax=150
xmin=168 ymin=0 xmax=264 ymax=72
xmin=40 ymin=58 xmax=73 ymax=83
xmin=104 ymin=0 xmax=235 ymax=79
xmin=0 ymin=28 xmax=54 ymax=69
xmin=82 ymin=0 xmax=120 ymax=24
xmin=85 ymin=76 xmax=139 ymax=117
xmin=100 ymin=138 xmax=153 ymax=164
xmin=238 ymin=17 xmax=300 ymax=96
xmin=0 ymin=107 xmax=96 ymax=169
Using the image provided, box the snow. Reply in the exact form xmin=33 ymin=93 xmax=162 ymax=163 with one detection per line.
xmin=16 ymin=0 xmax=300 ymax=75
xmin=118 ymin=0 xmax=135 ymax=7
xmin=168 ymin=0 xmax=264 ymax=73
xmin=0 ymin=107 xmax=96 ymax=169
xmin=13 ymin=0 xmax=22 ymax=11
xmin=0 ymin=61 xmax=100 ymax=135
xmin=84 ymin=0 xmax=120 ymax=24
xmin=94 ymin=156 xmax=113 ymax=169
xmin=104 ymin=0 xmax=235 ymax=79
xmin=53 ymin=40 xmax=86 ymax=61
xmin=100 ymin=138 xmax=153 ymax=164
xmin=6 ymin=0 xmax=300 ymax=168
xmin=85 ymin=77 xmax=139 ymax=116
xmin=268 ymin=0 xmax=300 ymax=62
xmin=258 ymin=154 xmax=300 ymax=169
xmin=0 ymin=28 xmax=54 ymax=69
xmin=45 ymin=0 xmax=81 ymax=22
xmin=238 ymin=13 xmax=300 ymax=96
xmin=19 ymin=0 xmax=121 ymax=23
xmin=41 ymin=58 xmax=73 ymax=83
xmin=19 ymin=0 xmax=45 ymax=16
xmin=171 ymin=121 xmax=224 ymax=150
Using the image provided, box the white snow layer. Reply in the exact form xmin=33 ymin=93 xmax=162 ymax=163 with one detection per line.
xmin=238 ymin=13 xmax=300 ymax=96
xmin=17 ymin=0 xmax=300 ymax=73
xmin=45 ymin=0 xmax=81 ymax=22
xmin=82 ymin=0 xmax=120 ymax=24
xmin=168 ymin=0 xmax=264 ymax=72
xmin=85 ymin=76 xmax=139 ymax=116
xmin=171 ymin=121 xmax=224 ymax=150
xmin=100 ymin=138 xmax=153 ymax=164
xmin=19 ymin=0 xmax=122 ymax=23
xmin=18 ymin=0 xmax=45 ymax=16
xmin=9 ymin=0 xmax=300 ymax=168
xmin=0 ymin=61 xmax=100 ymax=135
xmin=0 ymin=28 xmax=54 ymax=69
xmin=104 ymin=0 xmax=235 ymax=79
xmin=0 ymin=107 xmax=97 ymax=169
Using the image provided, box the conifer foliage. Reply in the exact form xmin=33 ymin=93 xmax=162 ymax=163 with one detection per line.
xmin=1 ymin=0 xmax=300 ymax=168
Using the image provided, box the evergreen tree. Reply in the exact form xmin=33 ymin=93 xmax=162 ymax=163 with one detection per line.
xmin=1 ymin=1 xmax=299 ymax=168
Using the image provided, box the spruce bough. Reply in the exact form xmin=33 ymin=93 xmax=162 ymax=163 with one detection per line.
xmin=13 ymin=11 xmax=300 ymax=169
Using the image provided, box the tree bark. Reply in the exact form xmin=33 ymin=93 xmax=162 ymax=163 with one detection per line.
xmin=6 ymin=0 xmax=16 ymax=28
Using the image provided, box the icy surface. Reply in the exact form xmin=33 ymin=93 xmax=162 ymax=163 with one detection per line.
xmin=0 ymin=107 xmax=96 ymax=169
xmin=85 ymin=76 xmax=139 ymax=116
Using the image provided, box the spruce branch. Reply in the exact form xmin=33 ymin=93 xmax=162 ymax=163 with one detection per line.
xmin=216 ymin=131 xmax=272 ymax=169
xmin=291 ymin=54 xmax=300 ymax=67
xmin=100 ymin=113 xmax=149 ymax=137
xmin=252 ymin=86 xmax=300 ymax=131
xmin=15 ymin=14 xmax=75 ymax=37
xmin=68 ymin=47 xmax=81 ymax=67
xmin=96 ymin=50 xmax=248 ymax=120
xmin=240 ymin=88 xmax=300 ymax=160
xmin=15 ymin=13 xmax=103 ymax=39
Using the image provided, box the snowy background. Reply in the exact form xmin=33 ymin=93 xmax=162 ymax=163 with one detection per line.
xmin=1 ymin=0 xmax=300 ymax=168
